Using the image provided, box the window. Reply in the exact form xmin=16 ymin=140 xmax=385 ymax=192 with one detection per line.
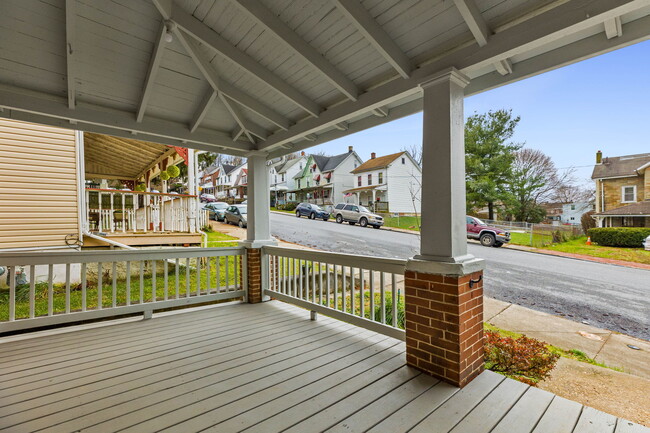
xmin=344 ymin=204 xmax=354 ymax=211
xmin=367 ymin=174 xmax=372 ymax=185
xmin=622 ymin=186 xmax=636 ymax=202
xmin=378 ymin=172 xmax=383 ymax=184
xmin=335 ymin=204 xmax=345 ymax=210
xmin=357 ymin=176 xmax=362 ymax=187
xmin=297 ymin=180 xmax=301 ymax=189
xmin=281 ymin=174 xmax=285 ymax=182
xmin=402 ymin=157 xmax=405 ymax=164
xmin=570 ymin=204 xmax=575 ymax=210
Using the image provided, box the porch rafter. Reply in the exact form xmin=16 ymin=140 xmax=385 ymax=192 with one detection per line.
xmin=64 ymin=0 xmax=76 ymax=110
xmin=136 ymin=20 xmax=168 ymax=123
xmin=189 ymin=90 xmax=217 ymax=134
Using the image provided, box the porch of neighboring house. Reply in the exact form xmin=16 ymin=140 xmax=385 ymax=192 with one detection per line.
xmin=344 ymin=185 xmax=389 ymax=212
xmin=594 ymin=201 xmax=650 ymax=227
xmin=294 ymin=184 xmax=334 ymax=206
xmin=82 ymin=133 xmax=206 ymax=247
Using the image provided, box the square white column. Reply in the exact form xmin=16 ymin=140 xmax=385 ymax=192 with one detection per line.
xmin=411 ymin=68 xmax=483 ymax=275
xmin=243 ymin=153 xmax=276 ymax=248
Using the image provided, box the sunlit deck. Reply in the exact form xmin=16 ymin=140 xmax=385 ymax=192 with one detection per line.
xmin=0 ymin=301 xmax=645 ymax=433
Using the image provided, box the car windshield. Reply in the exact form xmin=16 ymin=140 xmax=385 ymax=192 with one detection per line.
xmin=237 ymin=206 xmax=247 ymax=214
xmin=474 ymin=217 xmax=487 ymax=226
xmin=312 ymin=205 xmax=323 ymax=211
xmin=359 ymin=206 xmax=370 ymax=213
xmin=213 ymin=203 xmax=228 ymax=209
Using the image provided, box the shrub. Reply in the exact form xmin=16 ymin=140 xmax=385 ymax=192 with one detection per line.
xmin=581 ymin=210 xmax=596 ymax=235
xmin=160 ymin=171 xmax=170 ymax=181
xmin=588 ymin=227 xmax=650 ymax=247
xmin=278 ymin=202 xmax=297 ymax=211
xmin=484 ymin=330 xmax=559 ymax=386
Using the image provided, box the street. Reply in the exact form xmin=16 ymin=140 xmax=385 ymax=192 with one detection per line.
xmin=269 ymin=212 xmax=650 ymax=341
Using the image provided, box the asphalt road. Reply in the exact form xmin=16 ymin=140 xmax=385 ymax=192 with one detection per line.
xmin=270 ymin=212 xmax=650 ymax=341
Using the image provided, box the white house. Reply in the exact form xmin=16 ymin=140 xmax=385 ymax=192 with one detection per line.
xmin=345 ymin=151 xmax=422 ymax=214
xmin=561 ymin=201 xmax=594 ymax=225
xmin=269 ymin=154 xmax=307 ymax=204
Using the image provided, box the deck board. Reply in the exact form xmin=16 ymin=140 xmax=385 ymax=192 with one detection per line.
xmin=0 ymin=300 xmax=646 ymax=433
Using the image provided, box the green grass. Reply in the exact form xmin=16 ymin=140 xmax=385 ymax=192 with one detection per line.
xmin=381 ymin=215 xmax=420 ymax=231
xmin=206 ymin=230 xmax=239 ymax=247
xmin=484 ymin=323 xmax=623 ymax=372
xmin=270 ymin=207 xmax=295 ymax=214
xmin=542 ymin=237 xmax=650 ymax=265
xmin=0 ymin=256 xmax=242 ymax=321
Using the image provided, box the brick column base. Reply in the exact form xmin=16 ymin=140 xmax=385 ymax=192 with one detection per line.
xmin=405 ymin=269 xmax=484 ymax=387
xmin=246 ymin=248 xmax=262 ymax=303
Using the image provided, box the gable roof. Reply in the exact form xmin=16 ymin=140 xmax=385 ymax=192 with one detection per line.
xmin=595 ymin=200 xmax=650 ymax=216
xmin=351 ymin=152 xmax=405 ymax=174
xmin=277 ymin=157 xmax=303 ymax=174
xmin=314 ymin=151 xmax=357 ymax=172
xmin=221 ymin=164 xmax=237 ymax=175
xmin=591 ymin=153 xmax=650 ymax=179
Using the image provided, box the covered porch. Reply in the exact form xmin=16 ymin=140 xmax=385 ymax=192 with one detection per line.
xmin=344 ymin=185 xmax=389 ymax=212
xmin=1 ymin=0 xmax=650 ymax=430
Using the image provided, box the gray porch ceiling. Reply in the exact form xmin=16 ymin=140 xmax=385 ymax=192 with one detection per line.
xmin=1 ymin=0 xmax=649 ymax=158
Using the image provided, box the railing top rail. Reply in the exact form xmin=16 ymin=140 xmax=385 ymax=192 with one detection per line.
xmin=85 ymin=188 xmax=197 ymax=198
xmin=0 ymin=246 xmax=245 ymax=266
xmin=263 ymin=245 xmax=406 ymax=274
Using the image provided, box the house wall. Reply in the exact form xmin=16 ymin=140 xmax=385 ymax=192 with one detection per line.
xmin=560 ymin=202 xmax=593 ymax=224
xmin=330 ymin=154 xmax=361 ymax=204
xmin=597 ymin=176 xmax=645 ymax=213
xmin=0 ymin=119 xmax=81 ymax=250
xmin=645 ymin=167 xmax=650 ymax=200
xmin=386 ymin=156 xmax=422 ymax=214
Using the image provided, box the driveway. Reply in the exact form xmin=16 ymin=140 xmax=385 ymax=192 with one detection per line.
xmin=269 ymin=212 xmax=650 ymax=341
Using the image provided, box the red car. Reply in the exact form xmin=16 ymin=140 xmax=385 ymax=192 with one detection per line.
xmin=466 ymin=216 xmax=510 ymax=247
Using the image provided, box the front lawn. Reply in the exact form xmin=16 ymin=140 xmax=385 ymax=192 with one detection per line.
xmin=205 ymin=230 xmax=239 ymax=247
xmin=270 ymin=207 xmax=295 ymax=214
xmin=542 ymin=237 xmax=650 ymax=265
xmin=381 ymin=215 xmax=420 ymax=231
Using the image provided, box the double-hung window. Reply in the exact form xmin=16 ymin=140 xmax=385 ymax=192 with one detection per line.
xmin=622 ymin=186 xmax=636 ymax=203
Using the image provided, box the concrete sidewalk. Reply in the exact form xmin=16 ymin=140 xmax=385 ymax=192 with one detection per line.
xmin=485 ymin=297 xmax=650 ymax=379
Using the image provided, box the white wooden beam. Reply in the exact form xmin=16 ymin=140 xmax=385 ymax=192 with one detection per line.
xmin=333 ymin=122 xmax=349 ymax=131
xmin=137 ymin=21 xmax=168 ymax=123
xmin=334 ymin=0 xmax=412 ymax=79
xmin=604 ymin=16 xmax=623 ymax=39
xmin=177 ymin=31 xmax=290 ymax=131
xmin=65 ymin=0 xmax=76 ymax=109
xmin=231 ymin=127 xmax=244 ymax=141
xmin=371 ymin=107 xmax=388 ymax=117
xmin=304 ymin=134 xmax=317 ymax=141
xmin=452 ymin=0 xmax=490 ymax=47
xmin=0 ymin=86 xmax=252 ymax=153
xmin=220 ymin=94 xmax=263 ymax=144
xmin=189 ymin=90 xmax=217 ymax=133
xmin=231 ymin=0 xmax=358 ymax=101
xmin=259 ymin=0 xmax=643 ymax=151
xmin=153 ymin=0 xmax=322 ymax=117
xmin=494 ymin=59 xmax=513 ymax=76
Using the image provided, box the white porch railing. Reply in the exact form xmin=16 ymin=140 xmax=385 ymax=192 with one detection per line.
xmin=263 ymin=246 xmax=406 ymax=340
xmin=0 ymin=247 xmax=246 ymax=333
xmin=85 ymin=189 xmax=207 ymax=234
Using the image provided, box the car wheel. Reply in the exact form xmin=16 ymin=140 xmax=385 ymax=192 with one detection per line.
xmin=336 ymin=214 xmax=343 ymax=224
xmin=493 ymin=241 xmax=504 ymax=248
xmin=480 ymin=233 xmax=496 ymax=247
xmin=310 ymin=212 xmax=316 ymax=220
xmin=296 ymin=211 xmax=301 ymax=218
xmin=238 ymin=220 xmax=245 ymax=228
xmin=359 ymin=218 xmax=368 ymax=228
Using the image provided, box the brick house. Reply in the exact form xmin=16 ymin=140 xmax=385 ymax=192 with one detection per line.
xmin=592 ymin=151 xmax=650 ymax=227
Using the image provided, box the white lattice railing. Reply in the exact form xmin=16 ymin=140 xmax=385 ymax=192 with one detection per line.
xmin=263 ymin=246 xmax=406 ymax=340
xmin=0 ymin=247 xmax=246 ymax=333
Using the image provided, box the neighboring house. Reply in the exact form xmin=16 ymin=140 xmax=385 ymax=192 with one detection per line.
xmin=269 ymin=154 xmax=307 ymax=204
xmin=540 ymin=202 xmax=563 ymax=223
xmin=592 ymin=151 xmax=650 ymax=227
xmin=292 ymin=146 xmax=363 ymax=205
xmin=214 ymin=163 xmax=237 ymax=199
xmin=200 ymin=163 xmax=220 ymax=195
xmin=232 ymin=168 xmax=248 ymax=200
xmin=560 ymin=202 xmax=594 ymax=225
xmin=345 ymin=151 xmax=422 ymax=214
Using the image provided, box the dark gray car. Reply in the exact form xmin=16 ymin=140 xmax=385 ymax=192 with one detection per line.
xmin=225 ymin=205 xmax=247 ymax=228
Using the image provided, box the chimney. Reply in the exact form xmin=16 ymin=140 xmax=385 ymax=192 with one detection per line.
xmin=371 ymin=152 xmax=376 ymax=159
xmin=301 ymin=151 xmax=305 ymax=156
xmin=348 ymin=146 xmax=353 ymax=153
xmin=596 ymin=150 xmax=602 ymax=164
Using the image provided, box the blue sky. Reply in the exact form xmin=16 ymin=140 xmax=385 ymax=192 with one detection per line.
xmin=309 ymin=39 xmax=650 ymax=187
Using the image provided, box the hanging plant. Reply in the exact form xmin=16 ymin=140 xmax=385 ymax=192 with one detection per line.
xmin=160 ymin=171 xmax=170 ymax=181
xmin=135 ymin=183 xmax=146 ymax=192
xmin=166 ymin=165 xmax=181 ymax=178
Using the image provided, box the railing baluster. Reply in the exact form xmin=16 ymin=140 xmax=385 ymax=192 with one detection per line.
xmin=225 ymin=256 xmax=230 ymax=292
xmin=186 ymin=257 xmax=190 ymax=297
xmin=326 ymin=263 xmax=331 ymax=307
xmin=48 ymin=264 xmax=53 ymax=316
xmin=350 ymin=267 xmax=355 ymax=316
xmin=98 ymin=191 xmax=103 ymax=231
xmin=311 ymin=261 xmax=316 ymax=303
xmin=122 ymin=191 xmax=126 ymax=233
xmin=342 ymin=266 xmax=347 ymax=313
xmin=380 ymin=272 xmax=386 ymax=324
xmin=9 ymin=266 xmax=15 ymax=321
xmin=152 ymin=260 xmax=157 ymax=302
xmin=29 ymin=264 xmax=35 ymax=318
xmin=126 ymin=261 xmax=131 ymax=306
xmin=97 ymin=262 xmax=102 ymax=310
xmin=206 ymin=256 xmax=211 ymax=294
xmin=175 ymin=258 xmax=180 ymax=299
xmin=369 ymin=271 xmax=375 ymax=321
xmin=298 ymin=259 xmax=303 ymax=299
xmin=392 ymin=273 xmax=398 ymax=327
xmin=319 ymin=262 xmax=323 ymax=306
xmin=196 ymin=257 xmax=201 ymax=296
xmin=235 ymin=255 xmax=239 ymax=291
xmin=65 ymin=263 xmax=71 ymax=314
xmin=139 ymin=261 xmax=144 ymax=303
xmin=333 ymin=264 xmax=338 ymax=310
xmin=112 ymin=261 xmax=117 ymax=308
xmin=283 ymin=256 xmax=287 ymax=295
xmin=81 ymin=263 xmax=87 ymax=311
xmin=360 ymin=268 xmax=364 ymax=320
xmin=164 ymin=259 xmax=169 ymax=300
xmin=110 ymin=193 xmax=115 ymax=233
xmin=216 ymin=256 xmax=221 ymax=293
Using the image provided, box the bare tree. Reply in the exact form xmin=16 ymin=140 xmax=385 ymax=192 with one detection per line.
xmin=401 ymin=144 xmax=422 ymax=166
xmin=553 ymin=182 xmax=595 ymax=204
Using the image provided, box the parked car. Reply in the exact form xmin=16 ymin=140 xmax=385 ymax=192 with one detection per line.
xmin=200 ymin=193 xmax=217 ymax=203
xmin=466 ymin=216 xmax=510 ymax=247
xmin=333 ymin=203 xmax=383 ymax=228
xmin=204 ymin=202 xmax=229 ymax=221
xmin=225 ymin=205 xmax=247 ymax=228
xmin=295 ymin=203 xmax=330 ymax=221
xmin=644 ymin=234 xmax=650 ymax=251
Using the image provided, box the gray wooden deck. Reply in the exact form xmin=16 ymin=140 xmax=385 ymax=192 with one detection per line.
xmin=0 ymin=301 xmax=646 ymax=433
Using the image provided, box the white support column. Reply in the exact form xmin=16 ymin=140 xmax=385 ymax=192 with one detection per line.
xmin=243 ymin=153 xmax=275 ymax=247
xmin=411 ymin=67 xmax=483 ymax=275
xmin=187 ymin=148 xmax=197 ymax=233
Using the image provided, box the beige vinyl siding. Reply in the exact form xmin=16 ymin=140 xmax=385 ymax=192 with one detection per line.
xmin=0 ymin=119 xmax=80 ymax=250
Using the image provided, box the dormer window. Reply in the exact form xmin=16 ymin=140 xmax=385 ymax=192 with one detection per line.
xmin=622 ymin=186 xmax=636 ymax=203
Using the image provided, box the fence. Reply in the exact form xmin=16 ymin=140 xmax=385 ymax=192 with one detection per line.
xmin=263 ymin=245 xmax=407 ymax=340
xmin=482 ymin=219 xmax=584 ymax=247
xmin=0 ymin=247 xmax=246 ymax=333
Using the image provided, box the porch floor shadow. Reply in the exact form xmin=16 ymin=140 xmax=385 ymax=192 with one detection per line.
xmin=0 ymin=301 xmax=646 ymax=432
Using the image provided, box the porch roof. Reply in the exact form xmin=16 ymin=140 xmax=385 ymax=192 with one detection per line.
xmin=595 ymin=200 xmax=650 ymax=216
xmin=344 ymin=184 xmax=388 ymax=193
xmin=0 ymin=300 xmax=642 ymax=432
xmin=83 ymin=132 xmax=176 ymax=181
xmin=0 ymin=1 xmax=648 ymax=157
